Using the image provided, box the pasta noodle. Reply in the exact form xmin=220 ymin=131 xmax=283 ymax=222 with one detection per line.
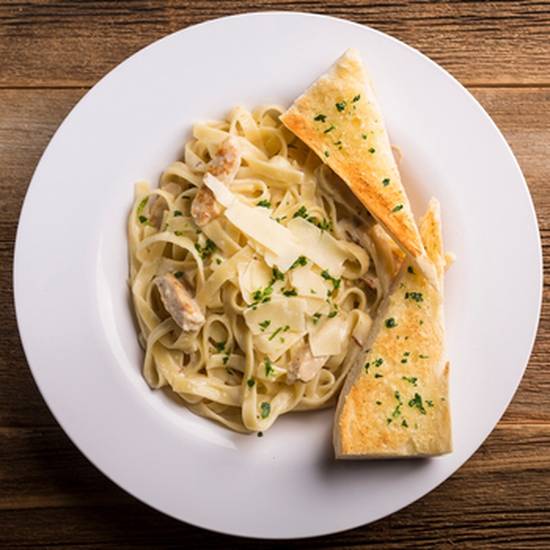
xmin=128 ymin=105 xmax=392 ymax=433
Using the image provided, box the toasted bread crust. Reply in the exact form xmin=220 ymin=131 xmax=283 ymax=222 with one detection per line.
xmin=281 ymin=49 xmax=426 ymax=262
xmin=334 ymin=199 xmax=451 ymax=458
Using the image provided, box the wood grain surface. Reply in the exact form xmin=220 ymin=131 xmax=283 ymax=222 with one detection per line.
xmin=1 ymin=1 xmax=549 ymax=548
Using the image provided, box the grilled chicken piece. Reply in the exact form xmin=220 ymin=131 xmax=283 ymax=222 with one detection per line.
xmin=191 ymin=137 xmax=241 ymax=227
xmin=286 ymin=343 xmax=329 ymax=384
xmin=154 ymin=273 xmax=205 ymax=332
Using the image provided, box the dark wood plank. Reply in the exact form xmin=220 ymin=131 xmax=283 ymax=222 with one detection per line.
xmin=0 ymin=424 xmax=548 ymax=547
xmin=0 ymin=1 xmax=549 ymax=87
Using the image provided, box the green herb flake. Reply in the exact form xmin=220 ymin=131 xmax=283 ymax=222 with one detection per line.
xmin=312 ymin=312 xmax=322 ymax=325
xmin=328 ymin=310 xmax=338 ymax=318
xmin=293 ymin=206 xmax=308 ymax=219
xmin=374 ymin=373 xmax=383 ymax=379
xmin=402 ymin=419 xmax=409 ymax=428
xmin=408 ymin=393 xmax=427 ymax=415
xmin=268 ymin=325 xmax=289 ymax=341
xmin=402 ymin=376 xmax=418 ymax=386
xmin=290 ymin=256 xmax=307 ymax=269
xmin=314 ymin=114 xmax=327 ymax=122
xmin=369 ymin=147 xmax=376 ymax=154
xmin=323 ymin=124 xmax=336 ymax=134
xmin=138 ymin=215 xmax=148 ymax=224
xmin=335 ymin=101 xmax=347 ymax=112
xmin=194 ymin=238 xmax=217 ymax=260
xmin=222 ymin=353 xmax=230 ymax=365
xmin=271 ymin=267 xmax=285 ymax=282
xmin=419 ymin=354 xmax=429 ymax=359
xmin=364 ymin=362 xmax=370 ymax=373
xmin=174 ymin=271 xmax=184 ymax=279
xmin=259 ymin=320 xmax=271 ymax=332
xmin=362 ymin=133 xmax=368 ymax=140
xmin=137 ymin=197 xmax=149 ymax=216
xmin=174 ymin=230 xmax=184 ymax=236
xmin=264 ymin=358 xmax=274 ymax=377
xmin=260 ymin=402 xmax=271 ymax=419
xmin=373 ymin=358 xmax=384 ymax=367
xmin=392 ymin=204 xmax=404 ymax=213
xmin=213 ymin=341 xmax=226 ymax=352
xmin=352 ymin=94 xmax=361 ymax=103
xmin=324 ymin=150 xmax=330 ymax=158
xmin=405 ymin=291 xmax=424 ymax=302
xmin=385 ymin=317 xmax=397 ymax=329
xmin=401 ymin=359 xmax=408 ymax=364
xmin=426 ymin=400 xmax=434 ymax=407
xmin=283 ymin=289 xmax=298 ymax=297
xmin=376 ymin=400 xmax=382 ymax=405
xmin=407 ymin=266 xmax=415 ymax=274
xmin=382 ymin=178 xmax=391 ymax=186
xmin=215 ymin=258 xmax=222 ymax=265
xmin=173 ymin=210 xmax=183 ymax=217
xmin=386 ymin=418 xmax=392 ymax=425
xmin=247 ymin=378 xmax=256 ymax=388
xmin=257 ymin=199 xmax=271 ymax=208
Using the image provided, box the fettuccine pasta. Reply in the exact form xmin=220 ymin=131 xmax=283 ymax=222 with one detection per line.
xmin=128 ymin=105 xmax=399 ymax=433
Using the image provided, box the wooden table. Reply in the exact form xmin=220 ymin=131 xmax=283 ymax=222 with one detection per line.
xmin=1 ymin=1 xmax=549 ymax=547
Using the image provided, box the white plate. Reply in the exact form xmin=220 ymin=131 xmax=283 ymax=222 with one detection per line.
xmin=14 ymin=12 xmax=541 ymax=539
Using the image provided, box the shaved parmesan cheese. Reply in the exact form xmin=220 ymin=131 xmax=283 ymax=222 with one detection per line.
xmin=243 ymin=298 xmax=308 ymax=335
xmin=309 ymin=315 xmax=349 ymax=357
xmin=253 ymin=331 xmax=305 ymax=362
xmin=289 ymin=265 xmax=331 ymax=298
xmin=287 ymin=218 xmax=348 ymax=276
xmin=203 ymin=173 xmax=235 ymax=208
xmin=225 ymin=200 xmax=301 ymax=258
xmin=237 ymin=259 xmax=273 ymax=305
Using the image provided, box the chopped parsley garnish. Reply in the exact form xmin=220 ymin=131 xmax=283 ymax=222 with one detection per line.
xmin=174 ymin=230 xmax=184 ymax=236
xmin=257 ymin=199 xmax=271 ymax=208
xmin=392 ymin=204 xmax=404 ymax=213
xmin=368 ymin=147 xmax=376 ymax=154
xmin=321 ymin=270 xmax=341 ymax=297
xmin=215 ymin=258 xmax=222 ymax=265
xmin=402 ymin=419 xmax=409 ymax=428
xmin=194 ymin=238 xmax=217 ymax=260
xmin=314 ymin=114 xmax=327 ymax=122
xmin=376 ymin=400 xmax=382 ymax=405
xmin=222 ymin=353 xmax=230 ymax=365
xmin=213 ymin=340 xmax=226 ymax=352
xmin=259 ymin=320 xmax=271 ymax=332
xmin=426 ymin=400 xmax=434 ymax=407
xmin=419 ymin=354 xmax=429 ymax=359
xmin=334 ymin=140 xmax=342 ymax=146
xmin=312 ymin=312 xmax=322 ymax=325
xmin=271 ymin=267 xmax=285 ymax=283
xmin=352 ymin=94 xmax=361 ymax=103
xmin=382 ymin=178 xmax=391 ymax=186
xmin=385 ymin=317 xmax=397 ymax=329
xmin=362 ymin=134 xmax=368 ymax=140
xmin=324 ymin=150 xmax=330 ymax=157
xmin=174 ymin=271 xmax=184 ymax=279
xmin=247 ymin=378 xmax=256 ymax=388
xmin=264 ymin=358 xmax=274 ymax=377
xmin=290 ymin=256 xmax=308 ymax=269
xmin=386 ymin=418 xmax=392 ymax=425
xmin=323 ymin=124 xmax=336 ymax=134
xmin=364 ymin=363 xmax=370 ymax=373
xmin=335 ymin=101 xmax=347 ymax=112
xmin=308 ymin=217 xmax=332 ymax=231
xmin=401 ymin=359 xmax=408 ymax=364
xmin=283 ymin=289 xmax=298 ymax=297
xmin=373 ymin=358 xmax=384 ymax=367
xmin=268 ymin=325 xmax=289 ymax=341
xmin=260 ymin=402 xmax=271 ymax=418
xmin=407 ymin=266 xmax=415 ymax=274
xmin=374 ymin=373 xmax=383 ymax=378
xmin=408 ymin=393 xmax=427 ymax=415
xmin=419 ymin=320 xmax=424 ymax=325
xmin=137 ymin=197 xmax=148 ymax=216
xmin=138 ymin=215 xmax=148 ymax=224
xmin=402 ymin=376 xmax=418 ymax=386
xmin=405 ymin=291 xmax=424 ymax=302
xmin=251 ymin=284 xmax=273 ymax=306
xmin=293 ymin=206 xmax=308 ymax=219
xmin=327 ymin=310 xmax=338 ymax=318
xmin=174 ymin=210 xmax=183 ymax=217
